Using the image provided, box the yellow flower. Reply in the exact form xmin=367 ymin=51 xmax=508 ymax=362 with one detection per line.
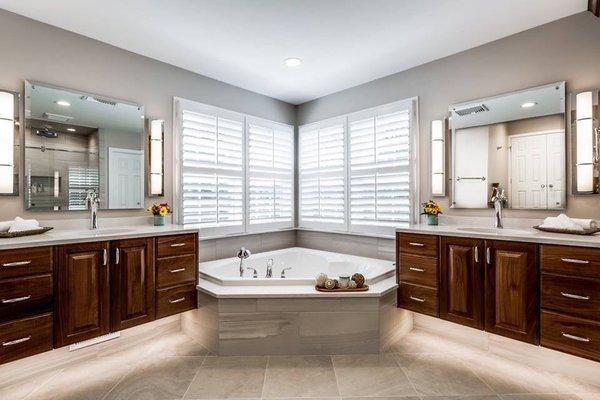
xmin=159 ymin=207 xmax=168 ymax=217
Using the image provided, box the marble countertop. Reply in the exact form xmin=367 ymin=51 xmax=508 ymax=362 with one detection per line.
xmin=197 ymin=276 xmax=398 ymax=299
xmin=396 ymin=224 xmax=600 ymax=248
xmin=0 ymin=224 xmax=198 ymax=250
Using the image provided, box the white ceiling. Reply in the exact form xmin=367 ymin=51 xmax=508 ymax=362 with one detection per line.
xmin=0 ymin=0 xmax=587 ymax=105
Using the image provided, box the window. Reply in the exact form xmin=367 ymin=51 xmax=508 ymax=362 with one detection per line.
xmin=175 ymin=98 xmax=294 ymax=237
xmin=299 ymin=98 xmax=418 ymax=236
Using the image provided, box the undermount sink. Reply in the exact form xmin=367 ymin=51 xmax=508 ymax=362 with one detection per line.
xmin=456 ymin=227 xmax=534 ymax=236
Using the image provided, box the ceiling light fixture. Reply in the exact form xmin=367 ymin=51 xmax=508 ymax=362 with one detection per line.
xmin=55 ymin=100 xmax=70 ymax=107
xmin=284 ymin=58 xmax=302 ymax=67
xmin=521 ymin=101 xmax=537 ymax=108
xmin=67 ymin=128 xmax=76 ymax=132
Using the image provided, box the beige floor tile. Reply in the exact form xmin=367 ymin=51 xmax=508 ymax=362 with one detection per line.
xmin=147 ymin=333 xmax=211 ymax=357
xmin=418 ymin=396 xmax=500 ymax=400
xmin=104 ymin=355 xmax=204 ymax=400
xmin=341 ymin=397 xmax=420 ymax=400
xmin=395 ymin=352 xmax=495 ymax=397
xmin=385 ymin=330 xmax=463 ymax=354
xmin=0 ymin=369 xmax=60 ymax=400
xmin=545 ymin=372 xmax=600 ymax=395
xmin=499 ymin=395 xmax=581 ymax=400
xmin=183 ymin=356 xmax=267 ymax=399
xmin=332 ymin=353 xmax=417 ymax=397
xmin=262 ymin=355 xmax=340 ymax=398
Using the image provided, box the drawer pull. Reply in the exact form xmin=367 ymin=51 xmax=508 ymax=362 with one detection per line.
xmin=409 ymin=296 xmax=426 ymax=303
xmin=409 ymin=267 xmax=425 ymax=272
xmin=561 ymin=292 xmax=590 ymax=301
xmin=169 ymin=297 xmax=186 ymax=304
xmin=2 ymin=336 xmax=31 ymax=346
xmin=561 ymin=258 xmax=590 ymax=265
xmin=408 ymin=242 xmax=425 ymax=247
xmin=561 ymin=332 xmax=591 ymax=343
xmin=170 ymin=243 xmax=186 ymax=248
xmin=2 ymin=260 xmax=32 ymax=267
xmin=1 ymin=295 xmax=32 ymax=304
xmin=169 ymin=268 xmax=186 ymax=273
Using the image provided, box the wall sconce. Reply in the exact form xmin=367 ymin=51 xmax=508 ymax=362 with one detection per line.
xmin=0 ymin=89 xmax=19 ymax=195
xmin=431 ymin=119 xmax=446 ymax=196
xmin=574 ymin=90 xmax=598 ymax=194
xmin=148 ymin=119 xmax=164 ymax=196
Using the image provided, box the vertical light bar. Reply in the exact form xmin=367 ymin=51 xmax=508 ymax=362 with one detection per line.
xmin=575 ymin=91 xmax=594 ymax=193
xmin=53 ymin=171 xmax=60 ymax=198
xmin=149 ymin=119 xmax=164 ymax=196
xmin=431 ymin=119 xmax=445 ymax=196
xmin=0 ymin=91 xmax=15 ymax=194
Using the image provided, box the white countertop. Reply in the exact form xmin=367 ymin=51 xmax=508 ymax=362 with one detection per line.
xmin=0 ymin=224 xmax=198 ymax=250
xmin=396 ymin=224 xmax=600 ymax=248
xmin=197 ymin=276 xmax=398 ymax=299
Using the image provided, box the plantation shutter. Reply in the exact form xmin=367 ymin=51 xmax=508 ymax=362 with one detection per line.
xmin=247 ymin=117 xmax=294 ymax=231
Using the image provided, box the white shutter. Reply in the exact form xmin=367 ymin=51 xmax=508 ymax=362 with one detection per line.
xmin=298 ymin=118 xmax=346 ymax=229
xmin=247 ymin=117 xmax=294 ymax=231
xmin=348 ymin=100 xmax=415 ymax=234
xmin=177 ymin=100 xmax=245 ymax=237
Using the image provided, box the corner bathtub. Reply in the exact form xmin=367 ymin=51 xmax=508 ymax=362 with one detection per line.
xmin=199 ymin=247 xmax=395 ymax=286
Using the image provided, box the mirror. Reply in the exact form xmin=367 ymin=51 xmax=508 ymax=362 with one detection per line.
xmin=24 ymin=81 xmax=145 ymax=211
xmin=449 ymin=81 xmax=566 ymax=210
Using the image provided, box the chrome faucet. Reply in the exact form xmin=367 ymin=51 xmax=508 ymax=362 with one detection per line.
xmin=236 ymin=247 xmax=251 ymax=277
xmin=491 ymin=188 xmax=507 ymax=228
xmin=266 ymin=258 xmax=274 ymax=278
xmin=85 ymin=190 xmax=100 ymax=230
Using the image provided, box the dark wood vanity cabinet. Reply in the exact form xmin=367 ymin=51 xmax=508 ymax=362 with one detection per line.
xmin=484 ymin=240 xmax=539 ymax=344
xmin=440 ymin=236 xmax=484 ymax=330
xmin=55 ymin=241 xmax=111 ymax=347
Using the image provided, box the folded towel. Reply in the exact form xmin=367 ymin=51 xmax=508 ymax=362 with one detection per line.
xmin=0 ymin=220 xmax=12 ymax=232
xmin=571 ymin=218 xmax=598 ymax=230
xmin=540 ymin=214 xmax=584 ymax=232
xmin=8 ymin=217 xmax=41 ymax=233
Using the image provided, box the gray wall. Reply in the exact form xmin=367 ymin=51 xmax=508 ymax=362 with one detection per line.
xmin=0 ymin=9 xmax=295 ymax=221
xmin=297 ymin=11 xmax=600 ymax=220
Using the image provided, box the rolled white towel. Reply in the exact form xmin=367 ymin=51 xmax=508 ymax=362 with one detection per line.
xmin=0 ymin=220 xmax=12 ymax=232
xmin=540 ymin=214 xmax=584 ymax=232
xmin=8 ymin=217 xmax=41 ymax=233
xmin=571 ymin=218 xmax=598 ymax=230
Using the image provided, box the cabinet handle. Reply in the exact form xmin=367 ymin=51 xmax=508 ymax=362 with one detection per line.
xmin=474 ymin=246 xmax=479 ymax=263
xmin=103 ymin=249 xmax=107 ymax=266
xmin=561 ymin=258 xmax=590 ymax=265
xmin=170 ymin=243 xmax=186 ymax=248
xmin=115 ymin=248 xmax=120 ymax=265
xmin=486 ymin=248 xmax=491 ymax=264
xmin=2 ymin=260 xmax=32 ymax=267
xmin=408 ymin=242 xmax=425 ymax=247
xmin=169 ymin=297 xmax=186 ymax=304
xmin=409 ymin=267 xmax=425 ymax=272
xmin=169 ymin=268 xmax=186 ymax=273
xmin=1 ymin=295 xmax=31 ymax=304
xmin=561 ymin=292 xmax=590 ymax=301
xmin=409 ymin=296 xmax=426 ymax=303
xmin=2 ymin=336 xmax=31 ymax=346
xmin=561 ymin=332 xmax=591 ymax=343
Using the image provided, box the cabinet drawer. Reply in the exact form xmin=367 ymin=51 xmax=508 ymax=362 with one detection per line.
xmin=541 ymin=274 xmax=600 ymax=321
xmin=398 ymin=233 xmax=438 ymax=257
xmin=399 ymin=253 xmax=438 ymax=288
xmin=398 ymin=282 xmax=438 ymax=317
xmin=541 ymin=245 xmax=600 ymax=279
xmin=156 ymin=255 xmax=196 ymax=289
xmin=0 ymin=313 xmax=53 ymax=364
xmin=156 ymin=283 xmax=196 ymax=319
xmin=156 ymin=234 xmax=196 ymax=258
xmin=0 ymin=274 xmax=53 ymax=321
xmin=0 ymin=247 xmax=52 ymax=279
xmin=541 ymin=310 xmax=600 ymax=362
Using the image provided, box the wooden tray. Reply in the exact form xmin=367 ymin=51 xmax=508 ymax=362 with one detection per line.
xmin=533 ymin=225 xmax=600 ymax=236
xmin=0 ymin=227 xmax=53 ymax=238
xmin=315 ymin=285 xmax=369 ymax=293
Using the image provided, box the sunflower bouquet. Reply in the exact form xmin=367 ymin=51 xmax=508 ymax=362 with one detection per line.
xmin=148 ymin=203 xmax=171 ymax=225
xmin=421 ymin=200 xmax=442 ymax=225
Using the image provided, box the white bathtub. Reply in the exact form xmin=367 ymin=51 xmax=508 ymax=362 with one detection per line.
xmin=199 ymin=247 xmax=395 ymax=286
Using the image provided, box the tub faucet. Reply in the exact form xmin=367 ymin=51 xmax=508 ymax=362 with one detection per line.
xmin=236 ymin=247 xmax=251 ymax=277
xmin=491 ymin=188 xmax=507 ymax=228
xmin=85 ymin=189 xmax=100 ymax=230
xmin=280 ymin=267 xmax=292 ymax=278
xmin=266 ymin=258 xmax=274 ymax=278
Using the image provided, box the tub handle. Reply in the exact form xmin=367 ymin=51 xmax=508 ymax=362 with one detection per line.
xmin=281 ymin=267 xmax=292 ymax=278
xmin=246 ymin=267 xmax=258 ymax=278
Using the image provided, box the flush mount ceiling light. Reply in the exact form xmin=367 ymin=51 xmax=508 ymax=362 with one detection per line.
xmin=55 ymin=100 xmax=70 ymax=107
xmin=284 ymin=58 xmax=302 ymax=67
xmin=67 ymin=128 xmax=76 ymax=132
xmin=521 ymin=101 xmax=537 ymax=108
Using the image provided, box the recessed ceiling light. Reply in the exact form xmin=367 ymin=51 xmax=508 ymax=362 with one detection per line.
xmin=67 ymin=128 xmax=76 ymax=132
xmin=55 ymin=100 xmax=70 ymax=107
xmin=521 ymin=101 xmax=537 ymax=108
xmin=284 ymin=58 xmax=302 ymax=67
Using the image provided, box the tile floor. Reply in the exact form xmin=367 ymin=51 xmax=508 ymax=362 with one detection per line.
xmin=1 ymin=329 xmax=599 ymax=400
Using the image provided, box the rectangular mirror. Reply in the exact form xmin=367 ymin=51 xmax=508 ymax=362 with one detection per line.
xmin=24 ymin=81 xmax=145 ymax=211
xmin=449 ymin=81 xmax=566 ymax=210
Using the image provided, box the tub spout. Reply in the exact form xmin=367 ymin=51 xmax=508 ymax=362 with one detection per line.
xmin=236 ymin=247 xmax=251 ymax=277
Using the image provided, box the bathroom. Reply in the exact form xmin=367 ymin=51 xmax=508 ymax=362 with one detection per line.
xmin=0 ymin=1 xmax=600 ymax=399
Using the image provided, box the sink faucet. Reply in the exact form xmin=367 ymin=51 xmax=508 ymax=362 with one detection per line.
xmin=85 ymin=190 xmax=100 ymax=230
xmin=491 ymin=188 xmax=507 ymax=228
xmin=236 ymin=247 xmax=251 ymax=277
xmin=266 ymin=258 xmax=274 ymax=278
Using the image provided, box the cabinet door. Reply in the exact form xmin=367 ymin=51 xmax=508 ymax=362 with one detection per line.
xmin=440 ymin=236 xmax=484 ymax=329
xmin=110 ymin=238 xmax=155 ymax=331
xmin=55 ymin=242 xmax=110 ymax=347
xmin=485 ymin=240 xmax=539 ymax=344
